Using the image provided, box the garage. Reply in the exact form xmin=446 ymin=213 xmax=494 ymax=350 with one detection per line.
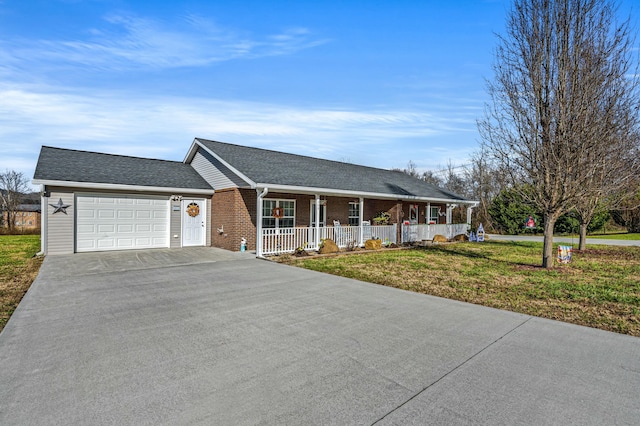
xmin=76 ymin=194 xmax=170 ymax=252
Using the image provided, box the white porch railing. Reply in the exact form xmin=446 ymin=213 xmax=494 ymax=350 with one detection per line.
xmin=401 ymin=223 xmax=469 ymax=243
xmin=261 ymin=224 xmax=397 ymax=256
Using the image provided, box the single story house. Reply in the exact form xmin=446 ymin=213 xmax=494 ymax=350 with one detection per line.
xmin=33 ymin=138 xmax=477 ymax=256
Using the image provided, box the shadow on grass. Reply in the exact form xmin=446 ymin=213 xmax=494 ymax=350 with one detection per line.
xmin=413 ymin=240 xmax=544 ymax=268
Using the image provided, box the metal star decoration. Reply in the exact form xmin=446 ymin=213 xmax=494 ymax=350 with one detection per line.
xmin=49 ymin=198 xmax=71 ymax=214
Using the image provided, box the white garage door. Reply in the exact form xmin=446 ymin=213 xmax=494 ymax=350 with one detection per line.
xmin=76 ymin=194 xmax=170 ymax=252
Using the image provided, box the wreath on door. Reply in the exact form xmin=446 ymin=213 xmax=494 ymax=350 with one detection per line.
xmin=272 ymin=207 xmax=284 ymax=218
xmin=186 ymin=202 xmax=200 ymax=217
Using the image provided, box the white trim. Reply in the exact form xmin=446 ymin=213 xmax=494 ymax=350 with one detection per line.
xmin=358 ymin=197 xmax=364 ymax=245
xmin=185 ymin=139 xmax=256 ymax=188
xmin=40 ymin=186 xmax=48 ymax=254
xmin=310 ymin=199 xmax=327 ymax=227
xmin=254 ymin=183 xmax=476 ymax=205
xmin=32 ymin=179 xmax=214 ymax=195
xmin=256 ymin=187 xmax=268 ymax=257
xmin=262 ymin=198 xmax=296 ymax=228
xmin=315 ymin=195 xmax=321 ymax=249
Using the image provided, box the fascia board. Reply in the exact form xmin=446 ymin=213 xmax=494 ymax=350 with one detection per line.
xmin=187 ymin=139 xmax=256 ymax=188
xmin=183 ymin=139 xmax=200 ymax=163
xmin=32 ymin=179 xmax=215 ymax=195
xmin=257 ymin=183 xmax=478 ymax=205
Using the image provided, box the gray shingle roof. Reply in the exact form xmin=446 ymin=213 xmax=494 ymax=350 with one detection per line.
xmin=34 ymin=146 xmax=213 ymax=191
xmin=196 ymin=138 xmax=468 ymax=201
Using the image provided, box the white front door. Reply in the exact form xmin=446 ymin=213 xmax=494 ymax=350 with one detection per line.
xmin=182 ymin=199 xmax=205 ymax=246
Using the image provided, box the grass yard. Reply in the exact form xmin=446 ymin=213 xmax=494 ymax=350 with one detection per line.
xmin=284 ymin=240 xmax=640 ymax=336
xmin=588 ymin=233 xmax=640 ymax=240
xmin=0 ymin=235 xmax=42 ymax=332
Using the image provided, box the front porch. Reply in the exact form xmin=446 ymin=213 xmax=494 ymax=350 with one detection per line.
xmin=401 ymin=223 xmax=470 ymax=243
xmin=260 ymin=222 xmax=472 ymax=256
xmin=261 ymin=224 xmax=397 ymax=256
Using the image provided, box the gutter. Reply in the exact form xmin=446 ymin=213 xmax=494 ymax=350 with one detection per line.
xmin=31 ymin=179 xmax=215 ymax=196
xmin=254 ymin=183 xmax=478 ymax=205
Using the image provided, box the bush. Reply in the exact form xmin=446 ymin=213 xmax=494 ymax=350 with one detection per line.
xmin=488 ymin=187 xmax=539 ymax=234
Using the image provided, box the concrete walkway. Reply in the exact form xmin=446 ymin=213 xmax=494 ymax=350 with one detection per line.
xmin=1 ymin=248 xmax=639 ymax=425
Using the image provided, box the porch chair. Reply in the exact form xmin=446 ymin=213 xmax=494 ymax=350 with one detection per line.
xmin=333 ymin=220 xmax=342 ymax=244
xmin=362 ymin=220 xmax=372 ymax=240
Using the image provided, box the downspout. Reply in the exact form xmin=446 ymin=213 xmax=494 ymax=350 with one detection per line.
xmin=358 ymin=197 xmax=364 ymax=246
xmin=38 ymin=185 xmax=47 ymax=256
xmin=256 ymin=187 xmax=268 ymax=257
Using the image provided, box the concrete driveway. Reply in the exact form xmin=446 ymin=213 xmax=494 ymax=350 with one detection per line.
xmin=1 ymin=248 xmax=639 ymax=425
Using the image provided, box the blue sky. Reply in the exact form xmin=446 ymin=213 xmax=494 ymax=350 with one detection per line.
xmin=0 ymin=0 xmax=636 ymax=189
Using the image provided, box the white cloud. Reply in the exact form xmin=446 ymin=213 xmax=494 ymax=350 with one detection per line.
xmin=0 ymin=13 xmax=329 ymax=72
xmin=0 ymin=83 xmax=479 ymax=185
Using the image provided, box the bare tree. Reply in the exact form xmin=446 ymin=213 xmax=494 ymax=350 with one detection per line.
xmin=464 ymin=147 xmax=508 ymax=230
xmin=420 ymin=170 xmax=444 ymax=188
xmin=574 ymin=137 xmax=640 ymax=249
xmin=0 ymin=170 xmax=30 ymax=232
xmin=393 ymin=161 xmax=446 ymax=187
xmin=479 ymin=0 xmax=639 ymax=267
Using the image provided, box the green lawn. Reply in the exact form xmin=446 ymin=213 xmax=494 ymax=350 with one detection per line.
xmin=588 ymin=233 xmax=640 ymax=240
xmin=283 ymin=240 xmax=640 ymax=336
xmin=0 ymin=235 xmax=42 ymax=332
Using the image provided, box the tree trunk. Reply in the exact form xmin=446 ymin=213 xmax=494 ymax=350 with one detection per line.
xmin=542 ymin=214 xmax=557 ymax=268
xmin=578 ymin=221 xmax=588 ymax=251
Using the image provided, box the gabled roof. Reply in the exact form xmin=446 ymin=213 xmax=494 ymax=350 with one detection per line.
xmin=33 ymin=146 xmax=213 ymax=193
xmin=192 ymin=138 xmax=470 ymax=202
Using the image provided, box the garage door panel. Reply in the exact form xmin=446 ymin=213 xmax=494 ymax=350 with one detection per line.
xmin=77 ymin=209 xmax=96 ymax=219
xmin=98 ymin=224 xmax=115 ymax=233
xmin=135 ymin=223 xmax=151 ymax=232
xmin=117 ymin=224 xmax=134 ymax=233
xmin=76 ymin=194 xmax=169 ymax=252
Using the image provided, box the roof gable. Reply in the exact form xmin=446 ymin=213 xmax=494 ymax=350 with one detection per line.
xmin=194 ymin=138 xmax=468 ymax=202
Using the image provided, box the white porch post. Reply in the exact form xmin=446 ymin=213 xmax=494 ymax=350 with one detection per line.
xmin=466 ymin=205 xmax=473 ymax=225
xmin=315 ymin=195 xmax=321 ymax=249
xmin=446 ymin=204 xmax=452 ymax=224
xmin=358 ymin=197 xmax=364 ymax=245
xmin=427 ymin=202 xmax=431 ymax=240
xmin=256 ymin=188 xmax=268 ymax=257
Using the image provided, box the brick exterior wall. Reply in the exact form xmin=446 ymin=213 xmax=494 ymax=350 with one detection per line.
xmin=209 ymin=189 xmax=450 ymax=252
xmin=210 ymin=188 xmax=257 ymax=251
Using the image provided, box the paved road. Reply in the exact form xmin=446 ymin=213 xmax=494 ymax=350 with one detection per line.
xmin=1 ymin=248 xmax=639 ymax=425
xmin=488 ymin=233 xmax=640 ymax=246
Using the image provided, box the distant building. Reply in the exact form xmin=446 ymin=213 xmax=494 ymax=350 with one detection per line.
xmin=2 ymin=204 xmax=41 ymax=231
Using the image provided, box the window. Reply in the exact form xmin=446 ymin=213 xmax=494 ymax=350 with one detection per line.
xmin=262 ymin=199 xmax=295 ymax=229
xmin=429 ymin=207 xmax=439 ymax=224
xmin=348 ymin=202 xmax=360 ymax=226
xmin=409 ymin=204 xmax=419 ymax=224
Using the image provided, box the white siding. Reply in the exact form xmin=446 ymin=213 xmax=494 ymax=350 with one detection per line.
xmin=46 ymin=191 xmax=75 ymax=255
xmin=170 ymin=199 xmax=182 ymax=248
xmin=191 ymin=149 xmax=246 ymax=189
